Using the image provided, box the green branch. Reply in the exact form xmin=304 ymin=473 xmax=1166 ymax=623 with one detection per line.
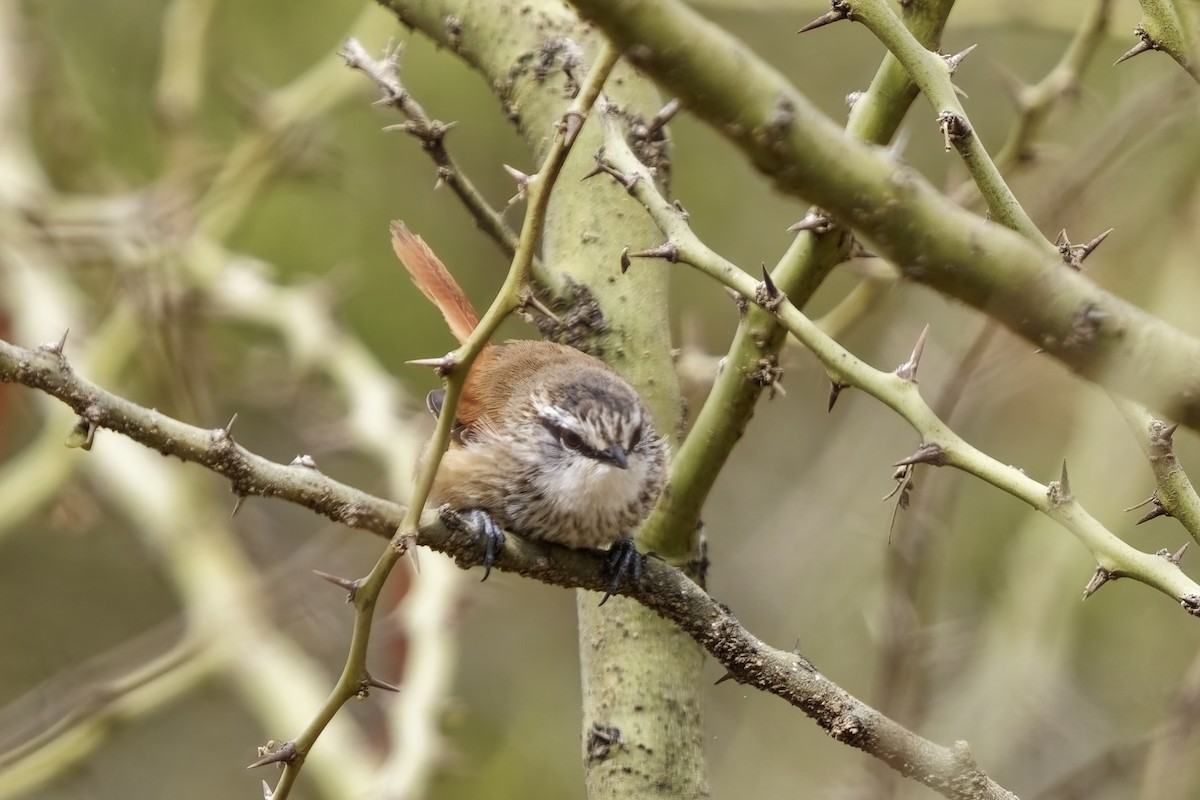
xmin=567 ymin=0 xmax=1200 ymax=431
xmin=597 ymin=120 xmax=1200 ymax=615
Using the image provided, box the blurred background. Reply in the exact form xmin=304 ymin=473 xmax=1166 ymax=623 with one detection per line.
xmin=2 ymin=0 xmax=1200 ymax=798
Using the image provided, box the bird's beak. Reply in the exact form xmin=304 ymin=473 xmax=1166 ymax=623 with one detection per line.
xmin=605 ymin=445 xmax=629 ymax=469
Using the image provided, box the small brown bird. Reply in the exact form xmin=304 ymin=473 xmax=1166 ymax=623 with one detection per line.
xmin=391 ymin=222 xmax=668 ymax=595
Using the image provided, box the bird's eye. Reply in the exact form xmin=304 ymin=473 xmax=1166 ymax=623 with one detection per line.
xmin=559 ymin=429 xmax=585 ymax=451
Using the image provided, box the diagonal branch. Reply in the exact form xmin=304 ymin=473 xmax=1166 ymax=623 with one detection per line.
xmin=0 ymin=334 xmax=1016 ymax=800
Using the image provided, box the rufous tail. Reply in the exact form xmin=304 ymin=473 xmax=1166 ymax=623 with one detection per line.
xmin=390 ymin=221 xmax=479 ymax=343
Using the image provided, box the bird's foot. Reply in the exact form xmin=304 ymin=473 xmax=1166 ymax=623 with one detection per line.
xmin=446 ymin=507 xmax=506 ymax=581
xmin=600 ymin=538 xmax=644 ymax=605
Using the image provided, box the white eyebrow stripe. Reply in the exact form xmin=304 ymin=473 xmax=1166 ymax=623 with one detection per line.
xmin=532 ymin=397 xmax=577 ymax=430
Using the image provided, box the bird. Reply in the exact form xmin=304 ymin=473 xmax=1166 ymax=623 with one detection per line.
xmin=390 ymin=221 xmax=668 ymax=598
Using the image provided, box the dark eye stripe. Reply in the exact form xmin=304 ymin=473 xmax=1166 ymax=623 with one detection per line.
xmin=538 ymin=418 xmax=618 ymax=463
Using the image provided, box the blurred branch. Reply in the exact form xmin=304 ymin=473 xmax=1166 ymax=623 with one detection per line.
xmin=0 ymin=633 xmax=214 ymax=800
xmin=1137 ymin=642 xmax=1200 ymax=800
xmin=0 ymin=334 xmax=1021 ymax=800
xmin=595 ymin=118 xmax=1200 ymax=614
xmin=155 ymin=0 xmax=218 ymax=137
xmin=993 ymin=0 xmax=1114 ymax=170
xmin=567 ymin=0 xmax=1200 ymax=430
xmin=195 ymin=4 xmax=389 ymax=239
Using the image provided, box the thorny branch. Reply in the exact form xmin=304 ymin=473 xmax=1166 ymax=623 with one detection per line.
xmin=0 ymin=335 xmax=1016 ymax=800
xmin=590 ymin=106 xmax=1200 ymax=617
xmin=340 ymin=38 xmax=525 ymax=262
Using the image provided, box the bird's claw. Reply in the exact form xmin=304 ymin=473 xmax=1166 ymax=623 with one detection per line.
xmin=600 ymin=538 xmax=644 ymax=605
xmin=453 ymin=508 xmax=506 ymax=581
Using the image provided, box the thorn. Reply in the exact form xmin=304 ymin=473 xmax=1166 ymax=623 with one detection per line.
xmin=519 ymin=292 xmax=562 ymax=324
xmin=1136 ymin=503 xmax=1171 ymax=525
xmin=894 ymin=324 xmax=930 ymax=381
xmin=1124 ymin=495 xmax=1156 ymax=512
xmin=797 ymin=2 xmax=849 ymax=34
xmin=1048 ymin=459 xmax=1073 ymax=506
xmin=714 ymin=670 xmax=737 ymax=685
xmin=645 ymin=98 xmax=681 ymax=138
xmin=1082 ymin=566 xmax=1111 ymax=599
xmin=247 ymin=741 xmax=297 ymax=769
xmin=1170 ymin=542 xmax=1189 ymax=565
xmin=313 ymin=569 xmax=363 ymax=602
xmin=40 ymin=328 xmax=70 ymax=355
xmin=290 ymin=454 xmax=319 ymax=469
xmin=502 ymin=163 xmax=530 ymax=185
xmin=627 ymin=242 xmax=680 ymax=263
xmin=581 ymin=157 xmax=639 ymax=192
xmin=1115 ymin=28 xmax=1155 ymax=66
xmin=755 ymin=266 xmax=783 ymax=312
xmin=828 ymin=381 xmax=847 ymax=412
xmin=65 ymin=417 xmax=97 ymax=451
xmin=393 ymin=531 xmax=421 ymax=573
xmin=943 ymin=43 xmax=978 ymax=73
xmin=560 ymin=110 xmax=584 ymax=148
xmin=886 ymin=472 xmax=915 ymax=513
xmin=787 ymin=211 xmax=832 ymax=235
xmin=363 ymin=672 xmax=401 ymax=694
xmin=1078 ymin=228 xmax=1113 ymax=261
xmin=1162 ymin=422 xmax=1179 ymax=444
xmin=848 ymin=238 xmax=877 ymax=260
xmin=406 ymin=353 xmax=457 ymax=376
xmin=894 ymin=442 xmax=946 ymax=468
xmin=231 ymin=495 xmax=247 ymax=519
xmin=502 ymin=163 xmax=532 ymax=205
xmin=882 ymin=464 xmax=912 ymax=501
xmin=937 ymin=111 xmax=969 ymax=151
xmin=620 ymin=246 xmax=631 ymax=274
xmin=262 ymin=779 xmax=274 ymax=800
xmin=433 ymin=165 xmax=452 ymax=190
xmin=1058 ymin=228 xmax=1114 ymax=269
xmin=951 ymin=82 xmax=969 ymax=99
xmin=760 ymin=265 xmax=779 ymax=298
xmin=217 ymin=413 xmax=238 ymax=440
